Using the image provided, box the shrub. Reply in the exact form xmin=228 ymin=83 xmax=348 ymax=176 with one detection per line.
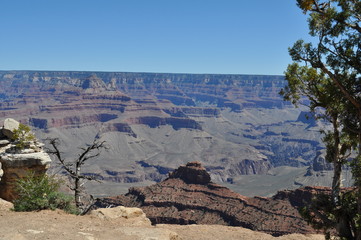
xmin=299 ymin=190 xmax=359 ymax=239
xmin=13 ymin=172 xmax=78 ymax=214
xmin=11 ymin=123 xmax=35 ymax=149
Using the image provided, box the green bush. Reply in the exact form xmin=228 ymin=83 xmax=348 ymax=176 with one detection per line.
xmin=11 ymin=123 xmax=35 ymax=150
xmin=13 ymin=172 xmax=78 ymax=214
xmin=299 ymin=190 xmax=359 ymax=239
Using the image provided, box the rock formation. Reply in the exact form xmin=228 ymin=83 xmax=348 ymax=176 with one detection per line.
xmin=168 ymin=161 xmax=211 ymax=184
xmin=0 ymin=118 xmax=51 ymax=201
xmin=95 ymin=162 xmax=319 ymax=236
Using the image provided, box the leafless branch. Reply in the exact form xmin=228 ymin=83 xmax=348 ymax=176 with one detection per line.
xmin=46 ymin=137 xmax=106 ymax=214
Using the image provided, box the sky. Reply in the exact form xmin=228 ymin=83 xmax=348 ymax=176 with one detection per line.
xmin=0 ymin=0 xmax=314 ymax=75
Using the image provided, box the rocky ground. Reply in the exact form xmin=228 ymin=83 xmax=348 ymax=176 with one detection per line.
xmin=0 ymin=198 xmax=324 ymax=240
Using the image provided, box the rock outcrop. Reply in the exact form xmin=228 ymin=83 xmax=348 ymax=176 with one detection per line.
xmin=0 ymin=118 xmax=51 ymax=201
xmin=168 ymin=161 xmax=211 ymax=184
xmin=95 ymin=162 xmax=319 ymax=236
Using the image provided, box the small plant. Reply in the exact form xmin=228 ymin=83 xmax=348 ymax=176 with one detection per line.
xmin=13 ymin=172 xmax=78 ymax=214
xmin=11 ymin=123 xmax=36 ymax=149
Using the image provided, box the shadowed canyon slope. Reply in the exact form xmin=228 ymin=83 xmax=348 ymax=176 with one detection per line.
xmin=0 ymin=70 xmax=338 ymax=196
xmin=95 ymin=162 xmax=326 ymax=237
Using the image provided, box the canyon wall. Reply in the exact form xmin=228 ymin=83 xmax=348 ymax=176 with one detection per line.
xmin=0 ymin=71 xmax=329 ymax=196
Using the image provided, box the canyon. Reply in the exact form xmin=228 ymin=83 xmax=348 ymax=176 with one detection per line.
xmin=0 ymin=70 xmax=344 ymax=197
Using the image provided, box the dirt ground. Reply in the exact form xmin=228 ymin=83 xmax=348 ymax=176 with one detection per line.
xmin=0 ymin=199 xmax=324 ymax=240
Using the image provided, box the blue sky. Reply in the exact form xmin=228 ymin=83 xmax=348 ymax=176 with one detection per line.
xmin=0 ymin=0 xmax=312 ymax=75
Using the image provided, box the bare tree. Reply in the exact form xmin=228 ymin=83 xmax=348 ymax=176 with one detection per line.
xmin=47 ymin=138 xmax=106 ymax=214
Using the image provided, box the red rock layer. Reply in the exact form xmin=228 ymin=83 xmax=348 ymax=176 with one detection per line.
xmin=95 ymin=162 xmax=319 ymax=236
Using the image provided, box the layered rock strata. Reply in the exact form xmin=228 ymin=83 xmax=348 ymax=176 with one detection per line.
xmin=0 ymin=118 xmax=51 ymax=201
xmin=0 ymin=71 xmax=325 ymax=189
xmin=95 ymin=162 xmax=318 ymax=236
xmin=0 ymin=71 xmax=286 ymax=129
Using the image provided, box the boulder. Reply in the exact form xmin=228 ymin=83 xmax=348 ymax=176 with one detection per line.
xmin=89 ymin=206 xmax=152 ymax=226
xmin=2 ymin=118 xmax=20 ymax=139
xmin=0 ymin=140 xmax=10 ymax=147
xmin=0 ymin=197 xmax=13 ymax=211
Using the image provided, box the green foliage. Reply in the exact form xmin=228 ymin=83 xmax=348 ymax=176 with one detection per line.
xmin=13 ymin=172 xmax=78 ymax=214
xmin=281 ymin=63 xmax=345 ymax=117
xmin=11 ymin=123 xmax=36 ymax=150
xmin=351 ymin=156 xmax=361 ymax=190
xmin=297 ymin=0 xmax=315 ymax=13
xmin=300 ymin=190 xmax=358 ymax=239
xmin=285 ymin=0 xmax=361 ymax=238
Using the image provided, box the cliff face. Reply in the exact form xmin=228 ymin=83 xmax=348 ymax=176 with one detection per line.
xmin=0 ymin=72 xmax=207 ymax=132
xmin=95 ymin=162 xmax=319 ymax=237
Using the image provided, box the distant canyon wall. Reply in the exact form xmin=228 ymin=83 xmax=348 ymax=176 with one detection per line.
xmin=0 ymin=71 xmax=326 ymax=193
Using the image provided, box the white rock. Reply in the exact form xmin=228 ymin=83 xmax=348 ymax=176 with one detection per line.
xmin=31 ymin=142 xmax=44 ymax=148
xmin=0 ymin=151 xmax=52 ymax=167
xmin=2 ymin=118 xmax=20 ymax=139
xmin=0 ymin=140 xmax=10 ymax=146
xmin=20 ymin=148 xmax=36 ymax=154
xmin=89 ymin=206 xmax=152 ymax=226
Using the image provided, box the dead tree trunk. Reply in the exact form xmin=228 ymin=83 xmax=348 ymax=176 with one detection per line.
xmin=47 ymin=138 xmax=106 ymax=214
